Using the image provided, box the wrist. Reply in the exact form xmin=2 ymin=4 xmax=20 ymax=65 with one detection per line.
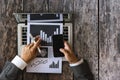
xmin=69 ymin=58 xmax=79 ymax=64
xmin=20 ymin=56 xmax=29 ymax=63
xmin=69 ymin=58 xmax=83 ymax=67
xmin=11 ymin=55 xmax=27 ymax=70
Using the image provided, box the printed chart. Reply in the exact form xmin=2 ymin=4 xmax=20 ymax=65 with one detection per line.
xmin=27 ymin=23 xmax=63 ymax=46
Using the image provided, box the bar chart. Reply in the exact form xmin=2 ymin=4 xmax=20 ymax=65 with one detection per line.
xmin=49 ymin=60 xmax=59 ymax=68
xmin=29 ymin=24 xmax=63 ymax=46
xmin=40 ymin=28 xmax=59 ymax=43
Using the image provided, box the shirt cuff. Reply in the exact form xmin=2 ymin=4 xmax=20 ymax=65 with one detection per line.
xmin=11 ymin=55 xmax=27 ymax=70
xmin=69 ymin=59 xmax=84 ymax=67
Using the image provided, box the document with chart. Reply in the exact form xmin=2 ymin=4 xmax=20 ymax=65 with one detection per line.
xmin=27 ymin=23 xmax=63 ymax=46
xmin=26 ymin=58 xmax=62 ymax=73
xmin=26 ymin=14 xmax=63 ymax=73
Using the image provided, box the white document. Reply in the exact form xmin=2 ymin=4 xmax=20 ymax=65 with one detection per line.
xmin=26 ymin=58 xmax=62 ymax=73
xmin=27 ymin=22 xmax=63 ymax=46
xmin=26 ymin=14 xmax=63 ymax=73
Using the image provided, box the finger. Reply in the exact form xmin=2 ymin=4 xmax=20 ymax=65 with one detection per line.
xmin=35 ymin=36 xmax=41 ymax=41
xmin=29 ymin=43 xmax=34 ymax=48
xmin=25 ymin=43 xmax=30 ymax=47
xmin=35 ymin=38 xmax=41 ymax=46
xmin=24 ymin=45 xmax=27 ymax=47
xmin=59 ymin=48 xmax=67 ymax=56
xmin=33 ymin=38 xmax=41 ymax=49
xmin=64 ymin=41 xmax=71 ymax=50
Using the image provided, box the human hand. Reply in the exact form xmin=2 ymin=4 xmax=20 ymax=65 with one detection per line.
xmin=59 ymin=41 xmax=79 ymax=64
xmin=20 ymin=36 xmax=41 ymax=63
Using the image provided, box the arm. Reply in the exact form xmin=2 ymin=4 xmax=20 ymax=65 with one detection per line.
xmin=60 ymin=41 xmax=94 ymax=80
xmin=0 ymin=36 xmax=41 ymax=80
xmin=0 ymin=61 xmax=21 ymax=80
xmin=71 ymin=60 xmax=94 ymax=80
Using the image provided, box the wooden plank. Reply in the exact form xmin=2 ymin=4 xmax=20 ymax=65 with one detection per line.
xmin=48 ymin=0 xmax=74 ymax=80
xmin=49 ymin=0 xmax=74 ymax=13
xmin=0 ymin=0 xmax=23 ymax=80
xmin=23 ymin=0 xmax=49 ymax=12
xmin=49 ymin=0 xmax=64 ymax=12
xmin=23 ymin=73 xmax=49 ymax=80
xmin=74 ymin=0 xmax=98 ymax=80
xmin=99 ymin=0 xmax=120 ymax=80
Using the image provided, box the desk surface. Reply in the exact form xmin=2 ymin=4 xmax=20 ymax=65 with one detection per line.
xmin=0 ymin=0 xmax=120 ymax=80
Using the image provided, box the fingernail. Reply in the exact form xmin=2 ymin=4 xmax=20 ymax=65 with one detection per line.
xmin=59 ymin=48 xmax=63 ymax=51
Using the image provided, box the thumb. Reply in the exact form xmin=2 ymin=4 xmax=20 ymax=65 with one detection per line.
xmin=59 ymin=48 xmax=68 ymax=55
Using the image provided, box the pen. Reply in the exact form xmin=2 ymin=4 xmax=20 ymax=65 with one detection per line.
xmin=29 ymin=33 xmax=42 ymax=54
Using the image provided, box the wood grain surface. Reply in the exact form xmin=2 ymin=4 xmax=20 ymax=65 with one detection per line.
xmin=74 ymin=0 xmax=98 ymax=80
xmin=99 ymin=0 xmax=120 ymax=80
xmin=0 ymin=0 xmax=23 ymax=80
xmin=23 ymin=0 xmax=49 ymax=13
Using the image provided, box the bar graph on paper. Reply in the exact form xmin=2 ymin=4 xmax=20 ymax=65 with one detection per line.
xmin=40 ymin=28 xmax=59 ymax=44
xmin=28 ymin=23 xmax=63 ymax=46
xmin=49 ymin=60 xmax=59 ymax=68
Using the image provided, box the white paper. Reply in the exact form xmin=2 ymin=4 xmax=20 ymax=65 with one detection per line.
xmin=26 ymin=14 xmax=63 ymax=73
xmin=26 ymin=46 xmax=62 ymax=73
xmin=27 ymin=23 xmax=63 ymax=46
xmin=26 ymin=58 xmax=62 ymax=73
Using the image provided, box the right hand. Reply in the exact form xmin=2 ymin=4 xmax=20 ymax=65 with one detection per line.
xmin=59 ymin=41 xmax=79 ymax=64
xmin=20 ymin=36 xmax=41 ymax=63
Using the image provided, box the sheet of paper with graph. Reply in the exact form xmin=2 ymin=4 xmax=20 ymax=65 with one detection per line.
xmin=26 ymin=14 xmax=63 ymax=73
xmin=26 ymin=58 xmax=62 ymax=73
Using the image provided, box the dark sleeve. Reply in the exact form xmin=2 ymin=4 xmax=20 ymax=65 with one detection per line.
xmin=0 ymin=61 xmax=22 ymax=80
xmin=71 ymin=60 xmax=94 ymax=80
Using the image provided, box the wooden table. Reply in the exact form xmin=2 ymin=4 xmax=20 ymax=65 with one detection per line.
xmin=0 ymin=0 xmax=120 ymax=80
